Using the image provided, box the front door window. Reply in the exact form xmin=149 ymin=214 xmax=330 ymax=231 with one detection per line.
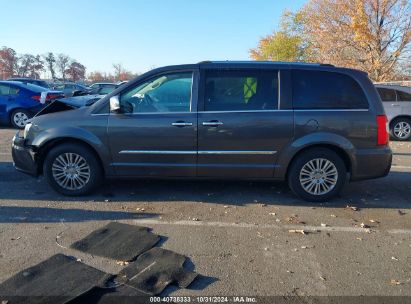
xmin=120 ymin=72 xmax=193 ymax=113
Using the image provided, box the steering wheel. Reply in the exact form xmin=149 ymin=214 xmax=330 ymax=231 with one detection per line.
xmin=137 ymin=94 xmax=155 ymax=107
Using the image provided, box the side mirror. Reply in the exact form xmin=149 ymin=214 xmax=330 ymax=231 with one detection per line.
xmin=110 ymin=95 xmax=121 ymax=113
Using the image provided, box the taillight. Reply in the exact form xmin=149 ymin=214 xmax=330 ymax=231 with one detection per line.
xmin=377 ymin=115 xmax=389 ymax=145
xmin=31 ymin=95 xmax=41 ymax=102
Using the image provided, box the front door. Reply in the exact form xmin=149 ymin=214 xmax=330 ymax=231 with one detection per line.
xmin=107 ymin=70 xmax=198 ymax=177
xmin=197 ymin=69 xmax=293 ymax=178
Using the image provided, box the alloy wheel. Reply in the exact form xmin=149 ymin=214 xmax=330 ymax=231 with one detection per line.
xmin=52 ymin=153 xmax=91 ymax=190
xmin=299 ymin=158 xmax=338 ymax=196
xmin=13 ymin=112 xmax=29 ymax=128
xmin=393 ymin=121 xmax=411 ymax=139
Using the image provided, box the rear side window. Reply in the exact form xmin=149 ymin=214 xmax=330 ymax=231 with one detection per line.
xmin=204 ymin=70 xmax=278 ymax=111
xmin=396 ymin=90 xmax=411 ymax=101
xmin=0 ymin=85 xmax=19 ymax=95
xmin=377 ymin=88 xmax=397 ymax=102
xmin=292 ymin=70 xmax=369 ymax=109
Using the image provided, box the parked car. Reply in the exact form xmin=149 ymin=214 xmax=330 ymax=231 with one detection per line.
xmin=12 ymin=61 xmax=392 ymax=201
xmin=51 ymin=94 xmax=104 ymax=108
xmin=0 ymin=81 xmax=63 ymax=128
xmin=89 ymin=83 xmax=118 ymax=95
xmin=375 ymin=84 xmax=411 ymax=141
xmin=52 ymin=83 xmax=91 ymax=97
xmin=8 ymin=78 xmax=50 ymax=88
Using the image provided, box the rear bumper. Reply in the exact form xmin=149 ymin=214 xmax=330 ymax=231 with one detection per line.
xmin=351 ymin=147 xmax=392 ymax=181
xmin=11 ymin=132 xmax=38 ymax=177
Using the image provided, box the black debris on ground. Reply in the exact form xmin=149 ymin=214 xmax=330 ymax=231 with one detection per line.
xmin=70 ymin=222 xmax=160 ymax=261
xmin=0 ymin=254 xmax=112 ymax=304
xmin=119 ymin=247 xmax=198 ymax=295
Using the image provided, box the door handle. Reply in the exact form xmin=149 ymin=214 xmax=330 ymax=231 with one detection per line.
xmin=202 ymin=120 xmax=224 ymax=127
xmin=171 ymin=121 xmax=193 ymax=127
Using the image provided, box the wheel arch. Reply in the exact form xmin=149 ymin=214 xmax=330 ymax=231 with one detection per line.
xmin=35 ymin=137 xmax=106 ymax=176
xmin=285 ymin=144 xmax=352 ymax=180
xmin=275 ymin=132 xmax=355 ymax=180
xmin=389 ymin=115 xmax=411 ymax=129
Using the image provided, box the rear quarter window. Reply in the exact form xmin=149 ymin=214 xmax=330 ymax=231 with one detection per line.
xmin=377 ymin=88 xmax=397 ymax=102
xmin=292 ymin=70 xmax=369 ymax=109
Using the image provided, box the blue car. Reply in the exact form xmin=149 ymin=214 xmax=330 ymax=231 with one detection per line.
xmin=0 ymin=81 xmax=63 ymax=129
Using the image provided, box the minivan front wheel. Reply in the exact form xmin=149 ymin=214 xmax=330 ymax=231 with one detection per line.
xmin=288 ymin=148 xmax=347 ymax=202
xmin=391 ymin=118 xmax=411 ymax=141
xmin=44 ymin=143 xmax=103 ymax=196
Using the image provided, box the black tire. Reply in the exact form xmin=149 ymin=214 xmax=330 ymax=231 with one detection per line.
xmin=43 ymin=143 xmax=103 ymax=196
xmin=287 ymin=148 xmax=347 ymax=202
xmin=10 ymin=109 xmax=31 ymax=129
xmin=390 ymin=118 xmax=411 ymax=141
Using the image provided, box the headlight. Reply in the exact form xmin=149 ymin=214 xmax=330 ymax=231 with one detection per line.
xmin=23 ymin=123 xmax=32 ymax=138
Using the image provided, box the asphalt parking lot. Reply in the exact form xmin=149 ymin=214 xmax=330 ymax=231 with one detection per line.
xmin=0 ymin=127 xmax=410 ymax=298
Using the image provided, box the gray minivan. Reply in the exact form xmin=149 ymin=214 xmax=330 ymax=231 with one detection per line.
xmin=12 ymin=62 xmax=392 ymax=202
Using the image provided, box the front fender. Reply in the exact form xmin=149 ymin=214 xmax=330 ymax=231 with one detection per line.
xmin=30 ymin=126 xmax=111 ymax=169
xmin=275 ymin=132 xmax=356 ymax=179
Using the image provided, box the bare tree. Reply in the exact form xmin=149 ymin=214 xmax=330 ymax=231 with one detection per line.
xmin=56 ymin=54 xmax=71 ymax=80
xmin=43 ymin=52 xmax=56 ymax=80
xmin=66 ymin=61 xmax=86 ymax=81
xmin=17 ymin=54 xmax=36 ymax=77
xmin=112 ymin=63 xmax=124 ymax=80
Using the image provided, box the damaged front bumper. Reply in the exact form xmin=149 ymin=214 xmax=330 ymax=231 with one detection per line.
xmin=11 ymin=132 xmax=39 ymax=177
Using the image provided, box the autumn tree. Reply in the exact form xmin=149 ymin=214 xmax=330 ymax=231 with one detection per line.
xmin=303 ymin=0 xmax=411 ymax=81
xmin=0 ymin=47 xmax=18 ymax=79
xmin=65 ymin=61 xmax=86 ymax=81
xmin=43 ymin=52 xmax=56 ymax=79
xmin=88 ymin=71 xmax=106 ymax=82
xmin=56 ymin=54 xmax=71 ymax=80
xmin=250 ymin=11 xmax=311 ymax=62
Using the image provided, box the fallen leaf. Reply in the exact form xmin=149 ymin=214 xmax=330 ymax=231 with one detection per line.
xmin=369 ymin=219 xmax=379 ymax=224
xmin=269 ymin=212 xmax=276 ymax=216
xmin=356 ymin=237 xmax=363 ymax=241
xmin=320 ymin=276 xmax=326 ymax=281
xmin=289 ymin=229 xmax=306 ymax=235
xmin=346 ymin=205 xmax=358 ymax=211
xmin=330 ymin=214 xmax=337 ymax=218
xmin=391 ymin=256 xmax=399 ymax=261
xmin=390 ymin=279 xmax=401 ymax=285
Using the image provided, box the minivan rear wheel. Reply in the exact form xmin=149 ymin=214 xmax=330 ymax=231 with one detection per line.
xmin=391 ymin=118 xmax=411 ymax=141
xmin=44 ymin=143 xmax=103 ymax=196
xmin=288 ymin=148 xmax=347 ymax=202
